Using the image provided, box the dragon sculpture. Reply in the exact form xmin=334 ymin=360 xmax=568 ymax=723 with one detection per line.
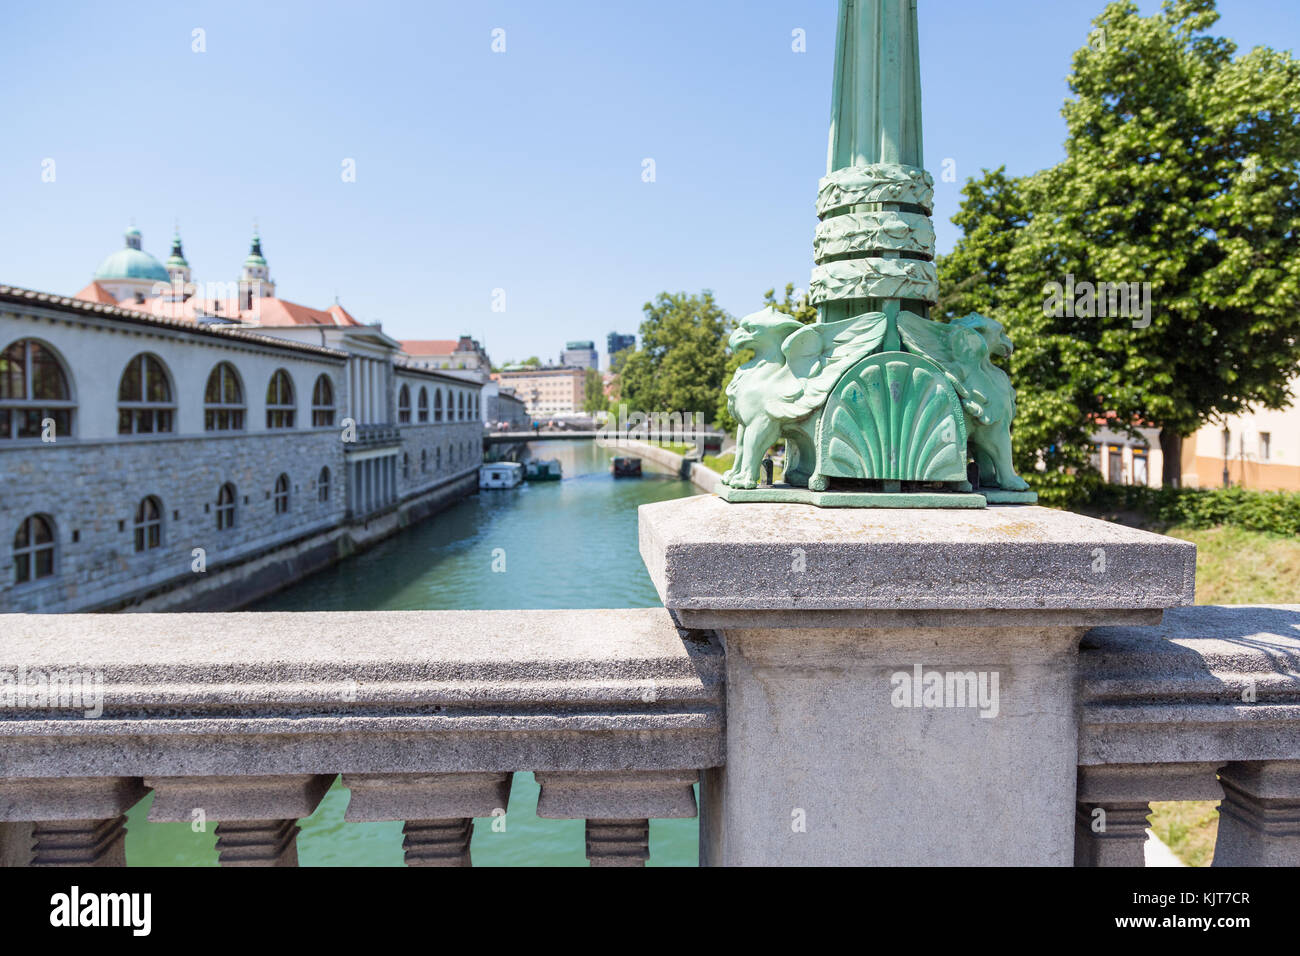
xmin=722 ymin=306 xmax=886 ymax=489
xmin=720 ymin=307 xmax=1029 ymax=493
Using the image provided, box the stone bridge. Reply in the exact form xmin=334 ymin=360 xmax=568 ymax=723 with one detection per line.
xmin=1 ymin=498 xmax=1296 ymax=866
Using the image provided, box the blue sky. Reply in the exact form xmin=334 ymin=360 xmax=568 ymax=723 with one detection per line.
xmin=2 ymin=0 xmax=1296 ymax=364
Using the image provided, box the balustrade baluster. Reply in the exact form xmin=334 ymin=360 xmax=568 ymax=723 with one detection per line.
xmin=145 ymin=774 xmax=333 ymax=867
xmin=535 ymin=770 xmax=697 ymax=868
xmin=343 ymin=772 xmax=512 ymax=867
xmin=1074 ymin=763 xmax=1223 ymax=867
xmin=1214 ymin=761 xmax=1300 ymax=867
xmin=0 ymin=777 xmax=144 ymax=867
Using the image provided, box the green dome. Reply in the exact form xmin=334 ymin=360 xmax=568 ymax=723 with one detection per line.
xmin=165 ymin=231 xmax=189 ymax=269
xmin=244 ymin=230 xmax=267 ymax=267
xmin=94 ymin=229 xmax=170 ymax=282
xmin=94 ymin=248 xmax=171 ymax=282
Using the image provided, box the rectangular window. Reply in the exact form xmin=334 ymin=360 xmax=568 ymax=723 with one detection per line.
xmin=1260 ymin=432 xmax=1271 ymax=461
xmin=1107 ymin=445 xmax=1123 ymax=484
xmin=1132 ymin=449 xmax=1148 ymax=486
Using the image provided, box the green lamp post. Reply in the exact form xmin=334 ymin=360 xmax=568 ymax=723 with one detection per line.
xmin=719 ymin=0 xmax=1035 ymax=507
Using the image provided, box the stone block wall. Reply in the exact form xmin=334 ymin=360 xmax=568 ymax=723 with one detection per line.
xmin=0 ymin=430 xmax=346 ymax=612
xmin=398 ymin=421 xmax=483 ymax=496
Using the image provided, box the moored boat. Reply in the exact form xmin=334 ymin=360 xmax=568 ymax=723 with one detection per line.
xmin=524 ymin=458 xmax=563 ymax=482
xmin=479 ymin=462 xmax=524 ymax=489
xmin=611 ymin=456 xmax=642 ymax=478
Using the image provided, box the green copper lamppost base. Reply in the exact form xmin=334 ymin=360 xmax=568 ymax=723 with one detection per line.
xmin=716 ymin=483 xmax=1036 ymax=508
xmin=716 ymin=0 xmax=1036 ymax=509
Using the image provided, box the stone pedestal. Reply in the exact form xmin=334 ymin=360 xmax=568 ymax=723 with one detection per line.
xmin=639 ymin=496 xmax=1195 ymax=866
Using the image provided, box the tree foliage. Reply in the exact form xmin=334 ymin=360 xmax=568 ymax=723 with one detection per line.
xmin=619 ymin=291 xmax=734 ymax=427
xmin=938 ymin=0 xmax=1300 ymax=501
xmin=582 ymin=368 xmax=606 ymax=413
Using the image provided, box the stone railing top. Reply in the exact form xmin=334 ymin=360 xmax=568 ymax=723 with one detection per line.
xmin=639 ymin=496 xmax=1196 ymax=628
xmin=0 ymin=609 xmax=723 ymax=779
xmin=1079 ymin=604 xmax=1300 ymax=766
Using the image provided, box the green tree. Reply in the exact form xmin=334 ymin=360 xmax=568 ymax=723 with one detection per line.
xmin=582 ymin=368 xmax=606 ymax=413
xmin=939 ymin=0 xmax=1300 ymax=499
xmin=619 ymin=291 xmax=733 ymax=427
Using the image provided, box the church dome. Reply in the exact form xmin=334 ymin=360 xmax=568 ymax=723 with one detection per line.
xmin=165 ymin=230 xmax=189 ymax=270
xmin=243 ymin=229 xmax=268 ymax=267
xmin=94 ymin=228 xmax=170 ymax=282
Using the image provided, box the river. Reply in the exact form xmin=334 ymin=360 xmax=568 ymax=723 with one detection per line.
xmin=123 ymin=440 xmax=704 ymax=866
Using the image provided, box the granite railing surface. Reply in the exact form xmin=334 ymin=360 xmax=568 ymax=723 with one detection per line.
xmin=0 ymin=499 xmax=1296 ymax=866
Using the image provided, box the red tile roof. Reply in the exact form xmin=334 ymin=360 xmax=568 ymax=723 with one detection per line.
xmin=73 ymin=281 xmax=118 ymax=304
xmin=401 ymin=339 xmax=459 ymax=356
xmin=70 ymin=284 xmax=362 ymax=328
xmin=4 ymin=285 xmax=346 ymax=359
xmin=328 ymin=302 xmax=358 ymax=326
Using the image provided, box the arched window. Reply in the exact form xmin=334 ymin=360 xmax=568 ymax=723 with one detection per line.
xmin=473 ymin=394 xmax=479 ymax=419
xmin=1 ymin=339 xmax=74 ymax=440
xmin=402 ymin=453 xmax=410 ymax=479
xmin=436 ymin=447 xmax=442 ymax=471
xmin=273 ymin=473 xmax=290 ymax=514
xmin=434 ymin=389 xmax=443 ymax=422
xmin=398 ymin=384 xmax=411 ymax=424
xmin=318 ymin=466 xmax=331 ymax=503
xmin=311 ymin=375 xmax=335 ymax=427
xmin=266 ymin=370 xmax=296 ymax=428
xmin=13 ymin=514 xmax=55 ymax=583
xmin=458 ymin=391 xmax=466 ymax=421
xmin=420 ymin=449 xmax=427 ymax=473
xmin=216 ymin=483 xmax=237 ymax=530
xmin=417 ymin=387 xmax=429 ymax=423
xmin=204 ymin=363 xmax=244 ymax=431
xmin=118 ymin=354 xmax=174 ymax=434
xmin=133 ymin=496 xmax=163 ymax=552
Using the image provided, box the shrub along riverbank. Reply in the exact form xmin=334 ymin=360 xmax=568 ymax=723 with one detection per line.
xmin=1084 ymin=485 xmax=1300 ymax=537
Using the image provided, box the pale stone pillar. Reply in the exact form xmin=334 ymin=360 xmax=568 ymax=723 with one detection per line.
xmin=343 ymin=772 xmax=512 ymax=867
xmin=1214 ymin=761 xmax=1300 ymax=866
xmin=0 ymin=777 xmax=146 ymax=867
xmin=639 ymin=497 xmax=1195 ymax=866
xmin=1074 ymin=763 xmax=1222 ymax=866
xmin=145 ymin=774 xmax=333 ymax=867
xmin=534 ymin=770 xmax=698 ymax=867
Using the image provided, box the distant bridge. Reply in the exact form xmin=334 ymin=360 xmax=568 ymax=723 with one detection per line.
xmin=483 ymin=430 xmax=726 ymax=446
xmin=483 ymin=430 xmax=604 ymax=445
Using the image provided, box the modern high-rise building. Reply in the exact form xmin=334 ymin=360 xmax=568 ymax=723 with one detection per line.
xmin=560 ymin=340 xmax=598 ymax=370
xmin=606 ymin=332 xmax=635 ymax=365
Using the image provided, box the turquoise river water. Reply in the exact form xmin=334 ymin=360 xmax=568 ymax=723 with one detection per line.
xmin=124 ymin=440 xmax=703 ymax=866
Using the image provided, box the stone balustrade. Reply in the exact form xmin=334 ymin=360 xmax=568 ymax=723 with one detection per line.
xmin=0 ymin=608 xmax=722 ymax=867
xmin=1076 ymin=604 xmax=1300 ymax=867
xmin=0 ymin=552 xmax=1296 ymax=866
